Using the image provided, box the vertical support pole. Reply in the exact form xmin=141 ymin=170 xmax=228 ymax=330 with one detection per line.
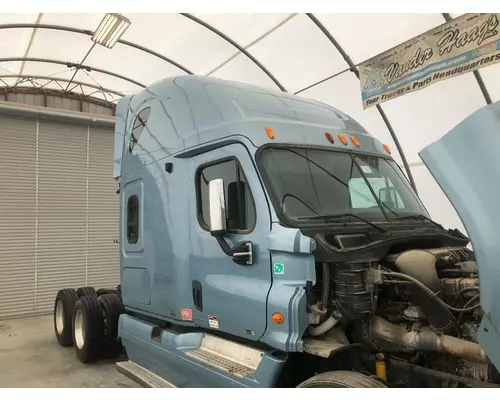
xmin=34 ymin=118 xmax=39 ymax=310
xmin=85 ymin=125 xmax=90 ymax=285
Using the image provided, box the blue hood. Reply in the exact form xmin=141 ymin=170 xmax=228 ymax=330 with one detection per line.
xmin=419 ymin=100 xmax=500 ymax=371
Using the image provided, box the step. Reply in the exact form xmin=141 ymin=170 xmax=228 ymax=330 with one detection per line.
xmin=185 ymin=333 xmax=262 ymax=378
xmin=116 ymin=360 xmax=177 ymax=388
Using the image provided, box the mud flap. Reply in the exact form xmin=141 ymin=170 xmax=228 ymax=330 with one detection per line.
xmin=419 ymin=100 xmax=500 ymax=372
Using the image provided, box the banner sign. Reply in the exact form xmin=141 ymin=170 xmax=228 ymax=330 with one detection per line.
xmin=359 ymin=13 xmax=500 ymax=109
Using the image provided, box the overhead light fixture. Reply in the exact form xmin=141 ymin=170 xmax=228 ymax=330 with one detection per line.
xmin=91 ymin=13 xmax=131 ymax=49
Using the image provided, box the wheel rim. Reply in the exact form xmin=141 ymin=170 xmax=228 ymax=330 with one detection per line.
xmin=55 ymin=300 xmax=64 ymax=335
xmin=74 ymin=309 xmax=85 ymax=349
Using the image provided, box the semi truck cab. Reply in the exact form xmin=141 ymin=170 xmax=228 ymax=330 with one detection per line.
xmin=55 ymin=75 xmax=500 ymax=388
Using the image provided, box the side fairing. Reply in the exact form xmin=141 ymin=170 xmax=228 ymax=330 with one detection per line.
xmin=419 ymin=101 xmax=500 ymax=371
xmin=113 ymin=96 xmax=132 ymax=179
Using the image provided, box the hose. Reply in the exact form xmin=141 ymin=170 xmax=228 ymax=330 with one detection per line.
xmin=321 ymin=263 xmax=330 ymax=308
xmin=451 ymin=286 xmax=479 ymax=305
xmin=309 ymin=315 xmax=338 ymax=337
xmin=382 ymin=271 xmax=480 ymax=312
xmin=457 ymin=294 xmax=481 ymax=326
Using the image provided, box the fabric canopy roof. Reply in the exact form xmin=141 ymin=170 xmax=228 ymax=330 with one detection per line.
xmin=1 ymin=12 xmax=496 ymax=233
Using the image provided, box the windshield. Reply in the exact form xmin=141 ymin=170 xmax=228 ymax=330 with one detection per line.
xmin=258 ymin=146 xmax=428 ymax=224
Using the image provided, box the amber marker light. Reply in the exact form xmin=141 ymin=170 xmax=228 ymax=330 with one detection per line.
xmin=325 ymin=132 xmax=334 ymax=143
xmin=272 ymin=312 xmax=285 ymax=324
xmin=383 ymin=144 xmax=392 ymax=154
xmin=265 ymin=126 xmax=275 ymax=140
xmin=350 ymin=136 xmax=360 ymax=147
xmin=338 ymin=133 xmax=348 ymax=145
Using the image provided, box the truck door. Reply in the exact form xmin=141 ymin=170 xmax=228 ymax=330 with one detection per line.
xmin=188 ymin=143 xmax=272 ymax=340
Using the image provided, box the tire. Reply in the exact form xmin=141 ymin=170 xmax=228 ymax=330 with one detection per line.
xmin=98 ymin=293 xmax=125 ymax=359
xmin=72 ymin=295 xmax=105 ymax=363
xmin=297 ymin=371 xmax=387 ymax=388
xmin=54 ymin=288 xmax=78 ymax=346
xmin=77 ymin=286 xmax=97 ymax=298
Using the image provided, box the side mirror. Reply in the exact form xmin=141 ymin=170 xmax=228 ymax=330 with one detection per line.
xmin=208 ymin=178 xmax=227 ymax=236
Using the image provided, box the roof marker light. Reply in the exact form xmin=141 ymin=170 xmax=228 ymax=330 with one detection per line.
xmin=266 ymin=126 xmax=275 ymax=140
xmin=350 ymin=136 xmax=360 ymax=147
xmin=325 ymin=132 xmax=334 ymax=144
xmin=338 ymin=133 xmax=348 ymax=145
xmin=383 ymin=144 xmax=392 ymax=154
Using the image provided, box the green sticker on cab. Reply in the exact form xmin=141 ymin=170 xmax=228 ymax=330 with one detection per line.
xmin=273 ymin=263 xmax=284 ymax=274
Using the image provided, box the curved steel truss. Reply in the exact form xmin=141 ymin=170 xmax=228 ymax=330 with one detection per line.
xmin=0 ymin=74 xmax=124 ymax=97
xmin=0 ymin=57 xmax=146 ymax=88
xmin=0 ymin=13 xmax=493 ymax=195
xmin=2 ymin=85 xmax=117 ymax=112
xmin=0 ymin=23 xmax=193 ymax=75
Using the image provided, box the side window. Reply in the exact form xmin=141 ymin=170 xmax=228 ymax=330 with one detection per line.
xmin=127 ymin=195 xmax=139 ymax=244
xmin=129 ymin=107 xmax=151 ymax=152
xmin=197 ymin=159 xmax=256 ymax=232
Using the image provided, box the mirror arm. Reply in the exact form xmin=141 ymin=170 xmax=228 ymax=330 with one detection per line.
xmin=215 ymin=236 xmax=234 ymax=257
xmin=214 ymin=236 xmax=253 ymax=266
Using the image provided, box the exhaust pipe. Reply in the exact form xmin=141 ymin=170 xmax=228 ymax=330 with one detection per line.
xmin=361 ymin=316 xmax=487 ymax=364
xmin=402 ymin=330 xmax=487 ymax=363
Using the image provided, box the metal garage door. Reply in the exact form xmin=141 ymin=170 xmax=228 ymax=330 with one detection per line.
xmin=0 ymin=116 xmax=37 ymax=317
xmin=0 ymin=113 xmax=118 ymax=319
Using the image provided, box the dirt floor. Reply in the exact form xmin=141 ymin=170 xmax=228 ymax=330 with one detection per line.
xmin=0 ymin=315 xmax=141 ymax=388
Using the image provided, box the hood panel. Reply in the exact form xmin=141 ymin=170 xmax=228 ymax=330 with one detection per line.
xmin=419 ymin=101 xmax=500 ymax=370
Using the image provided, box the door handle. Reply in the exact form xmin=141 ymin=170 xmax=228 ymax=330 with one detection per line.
xmin=192 ymin=280 xmax=203 ymax=312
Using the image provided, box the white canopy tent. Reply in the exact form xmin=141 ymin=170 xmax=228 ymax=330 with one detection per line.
xmin=1 ymin=12 xmax=498 ymax=235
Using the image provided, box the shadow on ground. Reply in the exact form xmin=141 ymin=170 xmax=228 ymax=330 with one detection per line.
xmin=0 ymin=315 xmax=141 ymax=388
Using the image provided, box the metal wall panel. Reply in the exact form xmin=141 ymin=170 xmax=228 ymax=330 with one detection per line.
xmin=0 ymin=112 xmax=118 ymax=319
xmin=87 ymin=126 xmax=120 ymax=289
xmin=36 ymin=120 xmax=88 ymax=313
xmin=0 ymin=116 xmax=37 ymax=319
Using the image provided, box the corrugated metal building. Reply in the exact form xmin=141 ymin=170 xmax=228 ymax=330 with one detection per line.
xmin=0 ymin=93 xmax=118 ymax=319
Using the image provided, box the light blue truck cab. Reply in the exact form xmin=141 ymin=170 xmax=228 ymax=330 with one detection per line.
xmin=111 ymin=76 xmax=499 ymax=388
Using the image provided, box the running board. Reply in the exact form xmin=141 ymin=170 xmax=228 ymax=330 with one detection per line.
xmin=184 ymin=333 xmax=262 ymax=378
xmin=116 ymin=361 xmax=177 ymax=388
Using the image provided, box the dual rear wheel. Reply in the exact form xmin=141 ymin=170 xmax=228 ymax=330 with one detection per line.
xmin=53 ymin=287 xmax=124 ymax=363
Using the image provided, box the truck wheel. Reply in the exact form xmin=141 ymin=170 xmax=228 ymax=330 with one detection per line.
xmin=54 ymin=288 xmax=78 ymax=346
xmin=297 ymin=371 xmax=387 ymax=388
xmin=77 ymin=286 xmax=97 ymax=298
xmin=72 ymin=295 xmax=105 ymax=363
xmin=98 ymin=293 xmax=125 ymax=359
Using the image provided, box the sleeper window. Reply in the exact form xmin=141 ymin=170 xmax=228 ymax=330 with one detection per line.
xmin=129 ymin=107 xmax=151 ymax=152
xmin=197 ymin=159 xmax=256 ymax=232
xmin=127 ymin=195 xmax=139 ymax=244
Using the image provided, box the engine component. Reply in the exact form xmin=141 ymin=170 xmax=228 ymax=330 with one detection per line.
xmin=358 ymin=316 xmax=487 ymax=364
xmin=384 ymin=250 xmax=459 ymax=335
xmin=332 ymin=261 xmax=376 ymax=321
xmin=403 ymin=305 xmax=426 ymax=321
xmin=375 ymin=353 xmax=387 ymax=381
xmin=383 ymin=247 xmax=469 ymax=266
xmin=459 ymin=361 xmax=500 ymax=383
xmin=403 ymin=331 xmax=486 ymax=363
xmin=393 ymin=250 xmax=441 ymax=292
xmin=441 ymin=278 xmax=479 ymax=300
xmin=455 ymin=261 xmax=478 ymax=274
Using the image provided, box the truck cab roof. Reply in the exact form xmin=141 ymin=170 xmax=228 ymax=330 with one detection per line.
xmin=113 ymin=75 xmax=389 ymax=179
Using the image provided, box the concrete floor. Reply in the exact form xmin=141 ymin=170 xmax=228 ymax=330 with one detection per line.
xmin=0 ymin=315 xmax=141 ymax=388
